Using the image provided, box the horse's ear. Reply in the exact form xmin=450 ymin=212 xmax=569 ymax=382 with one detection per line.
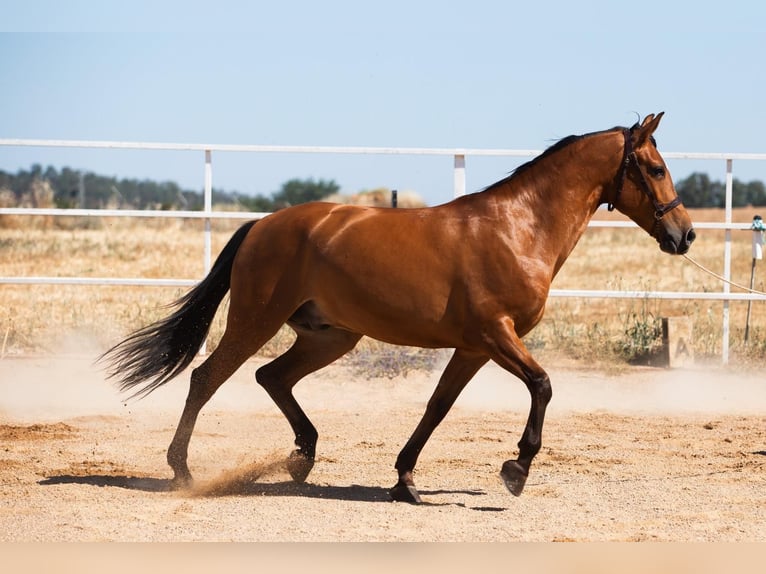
xmin=634 ymin=112 xmax=664 ymax=148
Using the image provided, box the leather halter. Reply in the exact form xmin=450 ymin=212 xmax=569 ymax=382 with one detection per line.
xmin=609 ymin=128 xmax=683 ymax=220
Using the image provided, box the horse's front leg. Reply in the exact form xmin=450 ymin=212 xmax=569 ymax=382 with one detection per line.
xmin=499 ymin=368 xmax=552 ymax=495
xmin=390 ymin=350 xmax=488 ymax=504
xmin=489 ymin=318 xmax=553 ymax=496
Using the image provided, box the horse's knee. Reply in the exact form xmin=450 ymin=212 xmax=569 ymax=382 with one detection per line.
xmin=536 ymin=374 xmax=552 ymax=404
xmin=525 ymin=371 xmax=552 ymax=404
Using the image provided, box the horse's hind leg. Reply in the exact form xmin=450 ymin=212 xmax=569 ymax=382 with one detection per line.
xmin=255 ymin=327 xmax=361 ymax=483
xmin=167 ymin=324 xmax=282 ymax=487
xmin=390 ymin=349 xmax=488 ymax=504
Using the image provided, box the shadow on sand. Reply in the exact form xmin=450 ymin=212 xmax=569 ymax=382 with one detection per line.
xmin=38 ymin=473 xmax=500 ymax=509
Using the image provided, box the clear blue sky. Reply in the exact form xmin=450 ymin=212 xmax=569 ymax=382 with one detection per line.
xmin=1 ymin=0 xmax=764 ymax=206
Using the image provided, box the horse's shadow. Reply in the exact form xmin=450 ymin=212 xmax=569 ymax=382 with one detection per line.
xmin=39 ymin=474 xmax=175 ymax=493
xmin=38 ymin=474 xmax=496 ymax=508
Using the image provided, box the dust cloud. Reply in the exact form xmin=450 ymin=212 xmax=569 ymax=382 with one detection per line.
xmin=0 ymin=355 xmax=125 ymax=423
xmin=454 ymin=361 xmax=766 ymax=415
xmin=3 ymin=354 xmax=763 ymax=424
xmin=187 ymin=452 xmax=288 ymax=497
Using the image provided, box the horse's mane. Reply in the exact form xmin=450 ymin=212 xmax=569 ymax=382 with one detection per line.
xmin=482 ymin=126 xmax=628 ymax=194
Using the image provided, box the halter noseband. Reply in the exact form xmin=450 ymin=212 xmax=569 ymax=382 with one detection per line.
xmin=608 ymin=128 xmax=683 ymax=221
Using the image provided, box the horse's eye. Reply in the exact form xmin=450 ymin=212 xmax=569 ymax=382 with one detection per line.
xmin=650 ymin=166 xmax=666 ymax=178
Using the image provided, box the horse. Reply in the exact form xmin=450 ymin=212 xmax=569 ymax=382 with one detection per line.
xmin=100 ymin=112 xmax=695 ymax=504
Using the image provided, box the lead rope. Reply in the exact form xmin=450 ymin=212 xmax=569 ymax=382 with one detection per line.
xmin=682 ymin=253 xmax=766 ymax=296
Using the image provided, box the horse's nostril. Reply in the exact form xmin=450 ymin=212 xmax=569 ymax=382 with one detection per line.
xmin=685 ymin=228 xmax=696 ymax=245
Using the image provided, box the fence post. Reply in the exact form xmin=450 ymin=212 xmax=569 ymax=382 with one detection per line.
xmin=204 ymin=149 xmax=213 ymax=273
xmin=200 ymin=149 xmax=213 ymax=355
xmin=453 ymin=154 xmax=466 ymax=198
xmin=722 ymin=158 xmax=733 ymax=364
xmin=745 ymin=215 xmax=765 ymax=342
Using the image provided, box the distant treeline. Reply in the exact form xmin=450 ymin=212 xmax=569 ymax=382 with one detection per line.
xmin=0 ymin=164 xmax=340 ymax=211
xmin=1 ymin=163 xmax=765 ymax=209
xmin=675 ymin=172 xmax=766 ymax=208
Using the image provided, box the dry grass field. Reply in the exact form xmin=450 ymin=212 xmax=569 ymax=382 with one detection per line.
xmin=546 ymin=207 xmax=766 ymax=365
xmin=1 ymin=207 xmax=764 ymax=367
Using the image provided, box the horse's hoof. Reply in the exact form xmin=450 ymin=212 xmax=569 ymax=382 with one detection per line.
xmin=170 ymin=474 xmax=194 ymax=491
xmin=500 ymin=460 xmax=527 ymax=497
xmin=286 ymin=450 xmax=314 ymax=483
xmin=389 ymin=482 xmax=422 ymax=504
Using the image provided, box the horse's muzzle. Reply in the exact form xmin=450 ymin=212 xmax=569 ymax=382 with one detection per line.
xmin=660 ymin=226 xmax=696 ymax=255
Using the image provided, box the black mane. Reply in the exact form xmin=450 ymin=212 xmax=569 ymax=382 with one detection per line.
xmin=482 ymin=126 xmax=628 ymax=193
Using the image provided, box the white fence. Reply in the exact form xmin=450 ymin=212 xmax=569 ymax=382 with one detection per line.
xmin=2 ymin=138 xmax=766 ymax=363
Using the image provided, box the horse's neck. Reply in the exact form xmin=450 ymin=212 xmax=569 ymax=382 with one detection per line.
xmin=489 ymin=137 xmax=617 ymax=277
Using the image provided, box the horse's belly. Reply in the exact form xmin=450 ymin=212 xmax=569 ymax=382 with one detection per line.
xmin=296 ymin=296 xmax=457 ymax=348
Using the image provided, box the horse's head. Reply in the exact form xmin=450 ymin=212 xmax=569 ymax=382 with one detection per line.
xmin=608 ymin=112 xmax=695 ymax=255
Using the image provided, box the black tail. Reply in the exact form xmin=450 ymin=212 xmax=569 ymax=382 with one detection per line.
xmin=99 ymin=220 xmax=258 ymax=399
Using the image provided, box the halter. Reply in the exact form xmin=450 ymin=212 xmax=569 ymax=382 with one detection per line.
xmin=608 ymin=128 xmax=683 ymax=221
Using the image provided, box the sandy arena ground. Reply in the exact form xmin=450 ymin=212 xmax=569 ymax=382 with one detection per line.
xmin=0 ymin=354 xmax=765 ymax=542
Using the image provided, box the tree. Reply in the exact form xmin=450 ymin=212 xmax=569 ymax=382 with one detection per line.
xmin=675 ymin=171 xmax=766 ymax=208
xmin=741 ymin=180 xmax=766 ymax=206
xmin=676 ymin=172 xmax=724 ymax=207
xmin=271 ymin=178 xmax=340 ymax=208
xmin=234 ymin=194 xmax=276 ymax=212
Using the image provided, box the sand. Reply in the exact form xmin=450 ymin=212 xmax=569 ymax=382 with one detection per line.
xmin=1 ymin=355 xmax=765 ymax=542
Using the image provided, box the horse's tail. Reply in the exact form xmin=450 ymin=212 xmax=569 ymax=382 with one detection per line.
xmin=99 ymin=219 xmax=258 ymax=399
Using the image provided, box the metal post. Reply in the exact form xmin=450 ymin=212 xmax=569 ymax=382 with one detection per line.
xmin=745 ymin=258 xmax=756 ymax=342
xmin=745 ymin=215 xmax=764 ymax=343
xmin=453 ymin=154 xmax=466 ymax=198
xmin=722 ymin=158 xmax=733 ymax=364
xmin=204 ymin=149 xmax=213 ymax=273
xmin=200 ymin=149 xmax=213 ymax=355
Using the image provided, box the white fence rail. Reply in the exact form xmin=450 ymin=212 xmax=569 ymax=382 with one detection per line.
xmin=2 ymin=138 xmax=766 ymax=363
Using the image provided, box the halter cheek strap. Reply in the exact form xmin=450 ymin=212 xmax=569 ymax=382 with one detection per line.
xmin=609 ymin=128 xmax=683 ymax=220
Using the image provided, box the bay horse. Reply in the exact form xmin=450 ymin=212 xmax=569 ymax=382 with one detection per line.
xmin=101 ymin=112 xmax=695 ymax=504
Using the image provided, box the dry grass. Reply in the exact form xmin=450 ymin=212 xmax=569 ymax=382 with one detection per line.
xmin=1 ymin=209 xmax=765 ymax=368
xmin=537 ymin=207 xmax=766 ymax=365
